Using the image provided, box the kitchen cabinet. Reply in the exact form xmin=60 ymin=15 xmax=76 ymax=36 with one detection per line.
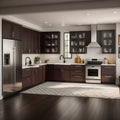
xmin=97 ymin=30 xmax=115 ymax=54
xmin=45 ymin=65 xmax=54 ymax=81
xmin=22 ymin=66 xmax=46 ymax=89
xmin=40 ymin=32 xmax=60 ymax=54
xmin=70 ymin=65 xmax=85 ymax=83
xmin=101 ymin=66 xmax=116 ymax=84
xmin=32 ymin=67 xmax=40 ymax=85
xmin=70 ymin=31 xmax=91 ymax=54
xmin=61 ymin=66 xmax=70 ymax=82
xmin=2 ymin=19 xmax=22 ymax=40
xmin=22 ymin=68 xmax=32 ymax=89
xmin=54 ymin=65 xmax=70 ymax=82
xmin=54 ymin=65 xmax=62 ymax=81
xmin=22 ymin=27 xmax=40 ymax=54
xmin=42 ymin=65 xmax=46 ymax=82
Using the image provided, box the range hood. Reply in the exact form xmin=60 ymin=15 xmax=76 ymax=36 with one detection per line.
xmin=87 ymin=25 xmax=101 ymax=48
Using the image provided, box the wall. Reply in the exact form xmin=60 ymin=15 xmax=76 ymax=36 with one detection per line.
xmin=116 ymin=23 xmax=120 ymax=84
xmin=22 ymin=54 xmax=41 ymax=66
xmin=40 ymin=24 xmax=116 ymax=63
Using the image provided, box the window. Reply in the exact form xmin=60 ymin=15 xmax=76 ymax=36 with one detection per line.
xmin=63 ymin=32 xmax=72 ymax=59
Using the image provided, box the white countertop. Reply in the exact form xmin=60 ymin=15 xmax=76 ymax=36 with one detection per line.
xmin=101 ymin=64 xmax=116 ymax=66
xmin=22 ymin=63 xmax=116 ymax=69
xmin=22 ymin=63 xmax=86 ymax=69
xmin=22 ymin=63 xmax=46 ymax=69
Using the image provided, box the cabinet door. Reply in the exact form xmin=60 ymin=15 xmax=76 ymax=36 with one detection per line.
xmin=32 ymin=68 xmax=39 ymax=85
xmin=2 ymin=20 xmax=12 ymax=39
xmin=46 ymin=65 xmax=54 ymax=81
xmin=54 ymin=68 xmax=62 ymax=81
xmin=101 ymin=76 xmax=115 ymax=84
xmin=22 ymin=77 xmax=32 ymax=89
xmin=12 ymin=23 xmax=22 ymax=40
xmin=22 ymin=68 xmax=32 ymax=89
xmin=62 ymin=69 xmax=70 ymax=82
xmin=22 ymin=27 xmax=29 ymax=53
xmin=42 ymin=66 xmax=46 ymax=82
xmin=38 ymin=66 xmax=43 ymax=83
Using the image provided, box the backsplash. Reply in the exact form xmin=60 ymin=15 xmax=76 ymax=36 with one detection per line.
xmin=22 ymin=54 xmax=41 ymax=66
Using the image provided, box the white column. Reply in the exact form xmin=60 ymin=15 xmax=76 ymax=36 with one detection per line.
xmin=116 ymin=23 xmax=120 ymax=85
xmin=0 ymin=16 xmax=3 ymax=99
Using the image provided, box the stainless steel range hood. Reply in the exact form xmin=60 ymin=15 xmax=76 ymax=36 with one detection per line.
xmin=87 ymin=25 xmax=101 ymax=48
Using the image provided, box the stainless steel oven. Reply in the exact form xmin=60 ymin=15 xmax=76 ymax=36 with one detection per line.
xmin=86 ymin=65 xmax=101 ymax=83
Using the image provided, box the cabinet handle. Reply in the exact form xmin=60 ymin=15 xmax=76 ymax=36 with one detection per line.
xmin=103 ymin=67 xmax=114 ymax=69
xmin=36 ymin=49 xmax=38 ymax=53
xmin=29 ymin=49 xmax=31 ymax=53
xmin=72 ymin=76 xmax=81 ymax=77
xmin=12 ymin=32 xmax=14 ymax=37
xmin=73 ymin=66 xmax=83 ymax=68
xmin=104 ymin=76 xmax=113 ymax=77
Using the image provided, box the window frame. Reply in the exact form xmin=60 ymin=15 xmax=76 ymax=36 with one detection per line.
xmin=63 ymin=32 xmax=72 ymax=59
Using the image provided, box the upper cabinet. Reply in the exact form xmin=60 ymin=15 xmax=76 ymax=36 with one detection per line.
xmin=97 ymin=30 xmax=116 ymax=54
xmin=22 ymin=27 xmax=40 ymax=54
xmin=2 ymin=19 xmax=22 ymax=40
xmin=70 ymin=31 xmax=91 ymax=54
xmin=40 ymin=32 xmax=60 ymax=54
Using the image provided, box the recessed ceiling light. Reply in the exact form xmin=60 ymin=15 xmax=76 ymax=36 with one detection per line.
xmin=61 ymin=23 xmax=65 ymax=27
xmin=113 ymin=11 xmax=117 ymax=14
xmin=45 ymin=21 xmax=48 ymax=24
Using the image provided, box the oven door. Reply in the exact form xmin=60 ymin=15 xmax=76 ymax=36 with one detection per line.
xmin=86 ymin=65 xmax=101 ymax=80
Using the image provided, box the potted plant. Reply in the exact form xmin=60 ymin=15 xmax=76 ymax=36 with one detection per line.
xmin=34 ymin=56 xmax=40 ymax=64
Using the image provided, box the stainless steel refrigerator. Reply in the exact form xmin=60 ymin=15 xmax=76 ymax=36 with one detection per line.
xmin=3 ymin=39 xmax=22 ymax=97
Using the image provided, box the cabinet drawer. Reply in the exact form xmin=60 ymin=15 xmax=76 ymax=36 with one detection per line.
xmin=71 ymin=70 xmax=85 ymax=76
xmin=71 ymin=65 xmax=85 ymax=70
xmin=101 ymin=75 xmax=115 ymax=84
xmin=22 ymin=68 xmax=32 ymax=78
xmin=71 ymin=76 xmax=85 ymax=83
xmin=101 ymin=66 xmax=116 ymax=75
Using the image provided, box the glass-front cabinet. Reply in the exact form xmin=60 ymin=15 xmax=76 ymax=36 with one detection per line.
xmin=40 ymin=32 xmax=60 ymax=54
xmin=97 ymin=30 xmax=115 ymax=54
xmin=70 ymin=31 xmax=91 ymax=53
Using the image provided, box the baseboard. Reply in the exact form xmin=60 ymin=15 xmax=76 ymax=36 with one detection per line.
xmin=0 ymin=95 xmax=3 ymax=100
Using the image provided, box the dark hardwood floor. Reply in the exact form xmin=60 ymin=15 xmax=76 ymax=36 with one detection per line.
xmin=0 ymin=93 xmax=120 ymax=120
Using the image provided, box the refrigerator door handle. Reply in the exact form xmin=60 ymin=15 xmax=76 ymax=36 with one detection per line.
xmin=13 ymin=47 xmax=16 ymax=87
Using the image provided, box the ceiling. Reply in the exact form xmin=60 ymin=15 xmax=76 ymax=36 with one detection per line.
xmin=0 ymin=0 xmax=113 ymax=7
xmin=13 ymin=8 xmax=120 ymax=28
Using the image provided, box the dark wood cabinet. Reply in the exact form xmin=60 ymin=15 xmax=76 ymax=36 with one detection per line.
xmin=70 ymin=65 xmax=85 ymax=83
xmin=101 ymin=66 xmax=116 ymax=84
xmin=54 ymin=65 xmax=70 ymax=82
xmin=45 ymin=65 xmax=54 ymax=81
xmin=42 ymin=65 xmax=46 ymax=82
xmin=32 ymin=67 xmax=40 ymax=85
xmin=61 ymin=66 xmax=70 ymax=82
xmin=70 ymin=31 xmax=91 ymax=53
xmin=22 ymin=27 xmax=40 ymax=54
xmin=54 ymin=65 xmax=62 ymax=81
xmin=46 ymin=65 xmax=85 ymax=82
xmin=22 ymin=65 xmax=46 ymax=89
xmin=97 ymin=30 xmax=115 ymax=54
xmin=40 ymin=32 xmax=60 ymax=54
xmin=2 ymin=19 xmax=22 ymax=40
xmin=22 ymin=68 xmax=32 ymax=89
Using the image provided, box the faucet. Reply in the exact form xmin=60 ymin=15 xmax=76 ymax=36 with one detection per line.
xmin=59 ymin=55 xmax=66 ymax=63
xmin=25 ymin=57 xmax=32 ymax=66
